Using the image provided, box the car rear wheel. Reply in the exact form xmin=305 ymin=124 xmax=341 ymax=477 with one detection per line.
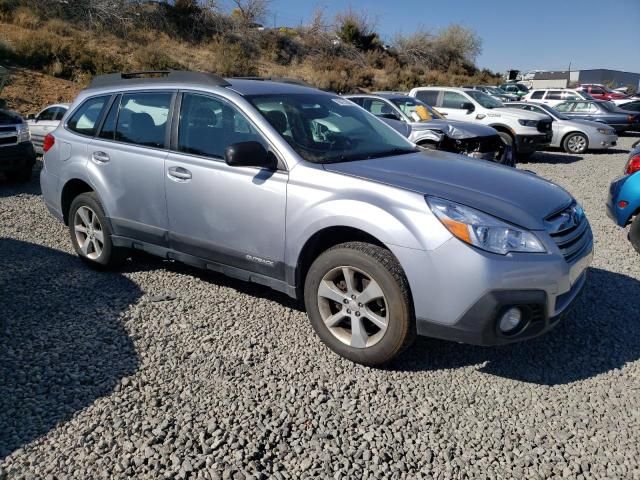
xmin=68 ymin=192 xmax=126 ymax=269
xmin=304 ymin=242 xmax=415 ymax=366
xmin=563 ymin=132 xmax=588 ymax=154
xmin=630 ymin=215 xmax=640 ymax=254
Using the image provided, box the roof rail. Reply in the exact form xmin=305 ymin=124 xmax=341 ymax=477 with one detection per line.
xmin=232 ymin=76 xmax=313 ymax=88
xmin=89 ymin=70 xmax=231 ymax=89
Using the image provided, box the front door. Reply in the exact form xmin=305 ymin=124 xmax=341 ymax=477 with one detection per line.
xmin=436 ymin=90 xmax=472 ymax=121
xmin=87 ymin=91 xmax=174 ymax=245
xmin=164 ymin=92 xmax=287 ymax=280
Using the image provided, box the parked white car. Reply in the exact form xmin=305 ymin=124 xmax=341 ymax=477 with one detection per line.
xmin=522 ymin=89 xmax=592 ymax=107
xmin=409 ymin=87 xmax=552 ymax=158
xmin=26 ymin=103 xmax=69 ymax=154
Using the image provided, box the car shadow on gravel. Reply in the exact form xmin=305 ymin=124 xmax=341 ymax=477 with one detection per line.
xmin=0 ymin=162 xmax=42 ymax=198
xmin=393 ymin=267 xmax=640 ymax=386
xmin=522 ymin=151 xmax=584 ymax=165
xmin=0 ymin=238 xmax=140 ymax=460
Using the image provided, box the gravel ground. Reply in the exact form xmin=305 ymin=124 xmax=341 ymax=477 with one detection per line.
xmin=1 ymin=136 xmax=639 ymax=480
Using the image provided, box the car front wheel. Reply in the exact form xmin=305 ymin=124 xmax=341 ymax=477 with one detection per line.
xmin=563 ymin=132 xmax=588 ymax=154
xmin=304 ymin=242 xmax=415 ymax=366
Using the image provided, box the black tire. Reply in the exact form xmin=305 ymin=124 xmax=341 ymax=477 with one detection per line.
xmin=630 ymin=215 xmax=640 ymax=254
xmin=68 ymin=192 xmax=126 ymax=269
xmin=562 ymin=132 xmax=589 ymax=154
xmin=497 ymin=131 xmax=514 ymax=149
xmin=304 ymin=242 xmax=415 ymax=366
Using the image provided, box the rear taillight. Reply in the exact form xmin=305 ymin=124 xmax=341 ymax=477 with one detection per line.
xmin=43 ymin=133 xmax=55 ymax=153
xmin=625 ymin=154 xmax=640 ymax=175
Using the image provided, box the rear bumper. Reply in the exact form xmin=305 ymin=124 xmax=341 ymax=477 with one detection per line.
xmin=0 ymin=142 xmax=36 ymax=172
xmin=607 ymin=173 xmax=640 ymax=226
xmin=515 ymin=133 xmax=552 ymax=153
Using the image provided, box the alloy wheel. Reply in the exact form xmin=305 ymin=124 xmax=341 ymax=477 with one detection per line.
xmin=73 ymin=206 xmax=104 ymax=260
xmin=567 ymin=134 xmax=587 ymax=153
xmin=317 ymin=266 xmax=389 ymax=348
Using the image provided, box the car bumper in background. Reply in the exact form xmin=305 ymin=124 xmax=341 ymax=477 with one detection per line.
xmin=0 ymin=142 xmax=36 ymax=173
xmin=515 ymin=133 xmax=552 ymax=153
xmin=607 ymin=173 xmax=640 ymax=226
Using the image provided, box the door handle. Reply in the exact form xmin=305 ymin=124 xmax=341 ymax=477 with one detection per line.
xmin=167 ymin=166 xmax=192 ymax=181
xmin=92 ymin=151 xmax=110 ymax=163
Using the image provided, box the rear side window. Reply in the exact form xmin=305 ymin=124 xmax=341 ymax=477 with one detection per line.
xmin=546 ymin=91 xmax=563 ymax=100
xmin=67 ymin=96 xmax=110 ymax=136
xmin=115 ymin=92 xmax=172 ymax=148
xmin=554 ymin=103 xmax=573 ymax=112
xmin=414 ymin=90 xmax=439 ymax=106
xmin=530 ymin=91 xmax=544 ymax=99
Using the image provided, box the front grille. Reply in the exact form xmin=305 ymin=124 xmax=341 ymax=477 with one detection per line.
xmin=546 ymin=203 xmax=592 ymax=263
xmin=0 ymin=135 xmax=18 ymax=146
xmin=537 ymin=120 xmax=552 ymax=133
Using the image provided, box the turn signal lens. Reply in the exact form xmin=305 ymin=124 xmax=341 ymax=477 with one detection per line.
xmin=43 ymin=133 xmax=55 ymax=153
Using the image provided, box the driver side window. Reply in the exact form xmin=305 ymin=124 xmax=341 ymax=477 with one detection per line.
xmin=442 ymin=91 xmax=468 ymax=109
xmin=177 ymin=93 xmax=266 ymax=159
xmin=37 ymin=107 xmax=58 ymax=121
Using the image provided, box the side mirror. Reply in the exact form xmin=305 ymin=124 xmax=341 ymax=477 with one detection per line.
xmin=461 ymin=102 xmax=475 ymax=113
xmin=26 ymin=114 xmax=36 ymax=121
xmin=225 ymin=141 xmax=276 ymax=170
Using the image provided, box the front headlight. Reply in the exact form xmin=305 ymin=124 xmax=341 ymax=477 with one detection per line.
xmin=427 ymin=197 xmax=546 ymax=255
xmin=16 ymin=123 xmax=31 ymax=143
xmin=597 ymin=127 xmax=614 ymax=135
xmin=518 ymin=119 xmax=538 ymax=127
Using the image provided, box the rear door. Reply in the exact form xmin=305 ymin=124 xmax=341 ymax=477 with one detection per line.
xmin=87 ymin=91 xmax=174 ymax=245
xmin=570 ymin=101 xmax=598 ymax=121
xmin=164 ymin=92 xmax=287 ymax=280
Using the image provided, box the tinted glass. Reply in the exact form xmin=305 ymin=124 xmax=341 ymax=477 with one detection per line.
xmin=591 ymin=87 xmax=605 ymax=94
xmin=115 ymin=92 xmax=172 ymax=148
xmin=178 ymin=93 xmax=265 ymax=159
xmin=531 ymin=91 xmax=544 ymax=99
xmin=547 ymin=91 xmax=563 ymax=100
xmin=248 ymin=93 xmax=416 ymax=164
xmin=441 ymin=91 xmax=469 ymax=109
xmin=38 ymin=107 xmax=58 ymax=121
xmin=348 ymin=97 xmax=365 ymax=107
xmin=67 ymin=96 xmax=110 ymax=136
xmin=53 ymin=107 xmax=67 ymax=121
xmin=621 ymin=101 xmax=640 ymax=112
xmin=414 ymin=90 xmax=439 ymax=106
xmin=98 ymin=95 xmax=121 ymax=140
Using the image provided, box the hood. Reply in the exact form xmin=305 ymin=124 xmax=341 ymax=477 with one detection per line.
xmin=408 ymin=119 xmax=497 ymax=139
xmin=324 ymin=151 xmax=573 ymax=230
xmin=491 ymin=107 xmax=550 ymax=120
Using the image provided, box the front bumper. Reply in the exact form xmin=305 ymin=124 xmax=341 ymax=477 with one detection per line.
xmin=588 ymin=132 xmax=618 ymax=149
xmin=515 ymin=133 xmax=552 ymax=153
xmin=390 ymin=229 xmax=593 ymax=346
xmin=0 ymin=142 xmax=36 ymax=173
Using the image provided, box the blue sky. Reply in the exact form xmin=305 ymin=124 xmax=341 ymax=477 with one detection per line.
xmin=256 ymin=0 xmax=640 ymax=74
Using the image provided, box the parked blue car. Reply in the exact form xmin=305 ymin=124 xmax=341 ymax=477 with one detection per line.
xmin=607 ymin=140 xmax=640 ymax=252
xmin=556 ymin=100 xmax=640 ymax=133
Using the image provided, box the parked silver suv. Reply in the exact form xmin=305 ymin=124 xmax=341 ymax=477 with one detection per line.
xmin=41 ymin=71 xmax=593 ymax=365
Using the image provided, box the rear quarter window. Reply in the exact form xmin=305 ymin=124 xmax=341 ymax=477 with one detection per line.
xmin=67 ymin=96 xmax=110 ymax=137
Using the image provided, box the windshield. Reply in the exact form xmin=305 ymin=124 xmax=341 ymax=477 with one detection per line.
xmin=466 ymin=90 xmax=504 ymax=109
xmin=390 ymin=97 xmax=445 ymax=122
xmin=247 ymin=93 xmax=417 ymax=164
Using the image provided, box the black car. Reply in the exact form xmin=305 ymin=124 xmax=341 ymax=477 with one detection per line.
xmin=554 ymin=100 xmax=640 ymax=133
xmin=0 ymin=108 xmax=36 ymax=182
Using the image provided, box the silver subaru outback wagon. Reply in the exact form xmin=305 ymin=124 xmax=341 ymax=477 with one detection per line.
xmin=40 ymin=71 xmax=593 ymax=365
